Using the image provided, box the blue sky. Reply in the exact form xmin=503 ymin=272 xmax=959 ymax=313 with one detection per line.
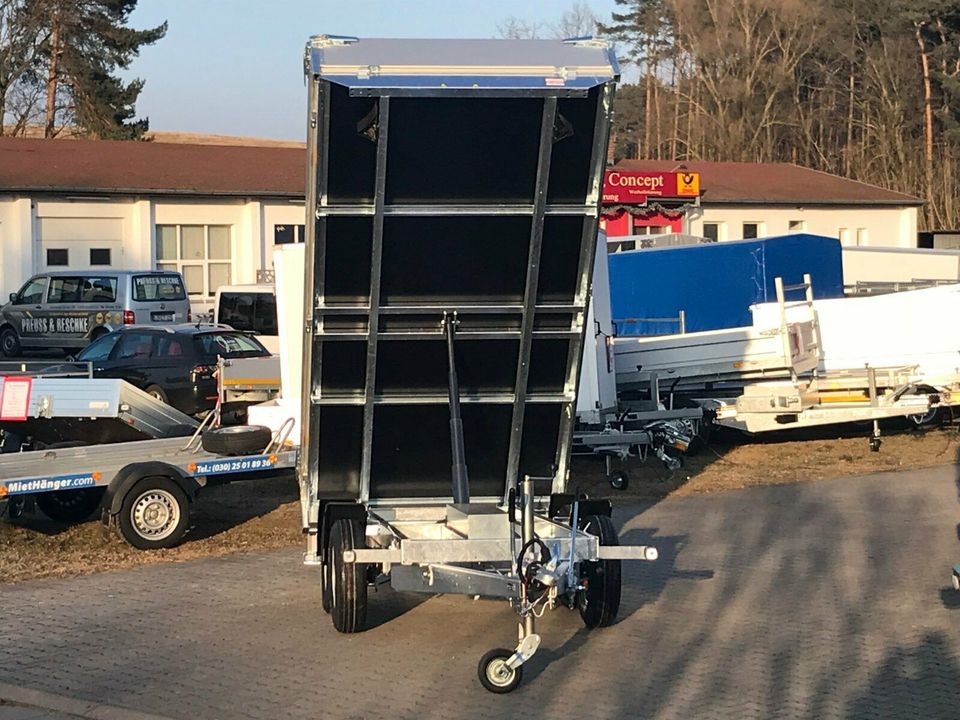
xmin=125 ymin=0 xmax=626 ymax=140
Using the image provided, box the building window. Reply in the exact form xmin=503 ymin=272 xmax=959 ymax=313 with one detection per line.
xmin=274 ymin=224 xmax=305 ymax=244
xmin=90 ymin=248 xmax=112 ymax=266
xmin=156 ymin=224 xmax=232 ymax=297
xmin=702 ymin=223 xmax=720 ymax=242
xmin=632 ymin=224 xmax=670 ymax=236
xmin=46 ymin=248 xmax=68 ymax=266
xmin=856 ymin=228 xmax=868 ymax=246
xmin=838 ymin=228 xmax=850 ymax=245
xmin=789 ymin=220 xmax=806 ymax=232
xmin=742 ymin=223 xmax=759 ymax=239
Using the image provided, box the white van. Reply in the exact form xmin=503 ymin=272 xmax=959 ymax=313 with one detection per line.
xmin=213 ymin=284 xmax=279 ymax=354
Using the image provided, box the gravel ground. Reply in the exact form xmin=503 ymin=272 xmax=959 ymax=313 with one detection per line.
xmin=1 ymin=423 xmax=957 ymax=585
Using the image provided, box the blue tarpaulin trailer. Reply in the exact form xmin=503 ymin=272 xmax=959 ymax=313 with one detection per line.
xmin=608 ymin=233 xmax=845 ymax=336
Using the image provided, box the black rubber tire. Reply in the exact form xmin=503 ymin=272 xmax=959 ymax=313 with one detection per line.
xmin=36 ymin=487 xmax=106 ymax=523
xmin=577 ymin=514 xmax=622 ymax=629
xmin=477 ymin=648 xmax=523 ymax=693
xmin=164 ymin=423 xmax=198 ymax=439
xmin=609 ymin=469 xmax=629 ymax=491
xmin=144 ymin=384 xmax=169 ymax=404
xmin=201 ymin=425 xmax=272 ymax=455
xmin=117 ymin=476 xmax=190 ymax=550
xmin=321 ymin=554 xmax=332 ymax=614
xmin=328 ymin=517 xmax=367 ymax=633
xmin=0 ymin=328 xmax=21 ymax=358
xmin=34 ymin=441 xmax=103 ymax=523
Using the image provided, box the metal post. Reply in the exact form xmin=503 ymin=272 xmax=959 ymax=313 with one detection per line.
xmin=504 ymin=97 xmax=557 ymax=494
xmin=521 ymin=475 xmax=535 ymax=638
xmin=445 ymin=313 xmax=470 ymax=505
xmin=678 ymin=309 xmax=686 ymax=335
xmin=358 ymin=96 xmax=391 ymax=504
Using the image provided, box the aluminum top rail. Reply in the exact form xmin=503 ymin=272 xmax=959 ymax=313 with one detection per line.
xmin=306 ymin=36 xmax=619 ymax=92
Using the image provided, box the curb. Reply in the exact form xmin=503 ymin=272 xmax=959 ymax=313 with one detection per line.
xmin=0 ymin=684 xmax=173 ymax=720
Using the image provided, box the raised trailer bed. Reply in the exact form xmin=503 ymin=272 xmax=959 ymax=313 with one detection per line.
xmin=297 ymin=35 xmax=656 ymax=692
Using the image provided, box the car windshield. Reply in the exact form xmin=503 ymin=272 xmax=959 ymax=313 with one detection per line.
xmin=133 ymin=275 xmax=186 ymax=302
xmin=76 ymin=332 xmax=120 ymax=361
xmin=193 ymin=331 xmax=268 ymax=358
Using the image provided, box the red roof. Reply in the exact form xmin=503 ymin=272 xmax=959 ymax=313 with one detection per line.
xmin=614 ymin=159 xmax=922 ymax=206
xmin=0 ymin=137 xmax=304 ymax=197
xmin=0 ymin=138 xmax=923 ymax=206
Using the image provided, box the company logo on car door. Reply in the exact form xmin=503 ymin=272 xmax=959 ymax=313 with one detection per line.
xmin=22 ymin=315 xmax=90 ymax=333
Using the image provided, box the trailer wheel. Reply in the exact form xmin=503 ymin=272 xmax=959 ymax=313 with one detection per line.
xmin=609 ymin=469 xmax=629 ymax=491
xmin=320 ymin=561 xmax=332 ymax=614
xmin=328 ymin=518 xmax=367 ymax=633
xmin=577 ymin=514 xmax=622 ymax=629
xmin=36 ymin=487 xmax=106 ymax=524
xmin=478 ymin=648 xmax=522 ymax=693
xmin=201 ymin=425 xmax=272 ymax=455
xmin=118 ymin=476 xmax=190 ymax=550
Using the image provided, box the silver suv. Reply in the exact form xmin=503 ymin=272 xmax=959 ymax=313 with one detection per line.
xmin=0 ymin=270 xmax=191 ymax=356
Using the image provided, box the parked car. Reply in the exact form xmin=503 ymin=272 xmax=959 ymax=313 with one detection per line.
xmin=70 ymin=325 xmax=270 ymax=416
xmin=0 ymin=270 xmax=191 ymax=357
xmin=214 ymin=284 xmax=279 ymax=353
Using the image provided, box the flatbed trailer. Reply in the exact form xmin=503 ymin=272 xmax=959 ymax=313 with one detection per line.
xmin=0 ymin=430 xmax=296 ymax=548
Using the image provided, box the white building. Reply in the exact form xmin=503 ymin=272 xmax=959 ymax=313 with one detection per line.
xmin=601 ymin=160 xmax=922 ymax=248
xmin=0 ymin=137 xmax=307 ymax=314
xmin=0 ymin=139 xmax=933 ymax=314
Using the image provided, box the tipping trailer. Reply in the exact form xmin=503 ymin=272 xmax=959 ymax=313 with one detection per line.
xmin=298 ymin=36 xmax=657 ymax=693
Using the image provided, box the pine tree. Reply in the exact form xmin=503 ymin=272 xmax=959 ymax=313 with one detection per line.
xmin=38 ymin=0 xmax=166 ymax=139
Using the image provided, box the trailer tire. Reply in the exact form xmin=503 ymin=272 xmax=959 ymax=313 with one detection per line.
xmin=36 ymin=487 xmax=106 ymax=523
xmin=328 ymin=517 xmax=367 ymax=633
xmin=34 ymin=441 xmax=104 ymax=523
xmin=577 ymin=514 xmax=621 ymax=629
xmin=321 ymin=561 xmax=332 ymax=614
xmin=201 ymin=425 xmax=271 ymax=455
xmin=478 ymin=648 xmax=523 ymax=693
xmin=609 ymin=469 xmax=629 ymax=491
xmin=118 ymin=476 xmax=190 ymax=550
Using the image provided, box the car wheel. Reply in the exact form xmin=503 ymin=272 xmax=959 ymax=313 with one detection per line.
xmin=144 ymin=384 xmax=169 ymax=404
xmin=0 ymin=328 xmax=21 ymax=358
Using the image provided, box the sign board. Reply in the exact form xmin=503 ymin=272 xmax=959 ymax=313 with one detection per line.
xmin=602 ymin=170 xmax=701 ymax=204
xmin=0 ymin=377 xmax=32 ymax=421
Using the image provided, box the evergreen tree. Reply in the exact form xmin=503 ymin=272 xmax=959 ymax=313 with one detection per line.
xmin=38 ymin=0 xmax=166 ymax=139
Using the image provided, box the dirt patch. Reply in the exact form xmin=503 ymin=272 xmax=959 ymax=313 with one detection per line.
xmin=2 ymin=426 xmax=957 ymax=585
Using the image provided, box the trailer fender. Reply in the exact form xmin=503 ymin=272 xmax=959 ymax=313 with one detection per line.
xmin=320 ymin=502 xmax=368 ymax=555
xmin=103 ymin=462 xmax=200 ymax=519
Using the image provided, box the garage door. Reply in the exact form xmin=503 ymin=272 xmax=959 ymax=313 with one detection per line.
xmin=37 ymin=217 xmax=123 ymax=272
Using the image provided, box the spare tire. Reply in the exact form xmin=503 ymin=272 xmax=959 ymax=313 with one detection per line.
xmin=201 ymin=425 xmax=272 ymax=455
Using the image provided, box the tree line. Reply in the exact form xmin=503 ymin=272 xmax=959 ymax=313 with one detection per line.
xmin=599 ymin=0 xmax=960 ymax=230
xmin=0 ymin=0 xmax=164 ymax=139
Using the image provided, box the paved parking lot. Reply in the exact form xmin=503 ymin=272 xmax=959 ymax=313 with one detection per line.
xmin=2 ymin=464 xmax=960 ymax=720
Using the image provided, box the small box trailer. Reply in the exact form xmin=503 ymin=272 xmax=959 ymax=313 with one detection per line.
xmin=297 ymin=35 xmax=657 ymax=692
